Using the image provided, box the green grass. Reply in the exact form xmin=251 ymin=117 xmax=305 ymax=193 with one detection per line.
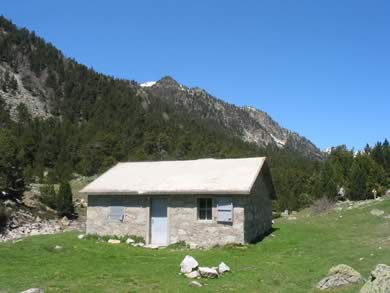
xmin=1 ymin=199 xmax=389 ymax=293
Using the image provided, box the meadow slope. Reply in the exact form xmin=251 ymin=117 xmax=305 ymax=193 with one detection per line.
xmin=0 ymin=199 xmax=389 ymax=293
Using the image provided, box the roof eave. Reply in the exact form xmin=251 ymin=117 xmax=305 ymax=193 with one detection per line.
xmin=81 ymin=190 xmax=252 ymax=196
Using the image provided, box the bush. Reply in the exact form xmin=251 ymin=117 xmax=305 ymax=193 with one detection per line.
xmin=39 ymin=184 xmax=57 ymax=209
xmin=311 ymin=197 xmax=335 ymax=215
xmin=0 ymin=207 xmax=8 ymax=232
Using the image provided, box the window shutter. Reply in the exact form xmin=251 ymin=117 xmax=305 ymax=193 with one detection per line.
xmin=217 ymin=197 xmax=233 ymax=223
xmin=110 ymin=197 xmax=124 ymax=221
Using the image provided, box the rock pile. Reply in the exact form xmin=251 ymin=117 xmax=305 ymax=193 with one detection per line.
xmin=179 ymin=255 xmax=231 ymax=286
xmin=0 ymin=209 xmax=81 ymax=242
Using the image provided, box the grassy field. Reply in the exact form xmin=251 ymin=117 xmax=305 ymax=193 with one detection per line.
xmin=0 ymin=199 xmax=389 ymax=293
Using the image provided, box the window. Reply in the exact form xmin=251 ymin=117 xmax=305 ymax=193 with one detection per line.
xmin=110 ymin=196 xmax=124 ymax=221
xmin=198 ymin=198 xmax=212 ymax=220
xmin=217 ymin=197 xmax=233 ymax=223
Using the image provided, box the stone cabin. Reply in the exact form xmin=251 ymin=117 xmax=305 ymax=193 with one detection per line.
xmin=80 ymin=157 xmax=276 ymax=247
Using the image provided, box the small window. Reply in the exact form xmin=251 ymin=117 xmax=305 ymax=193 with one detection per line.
xmin=217 ymin=197 xmax=233 ymax=223
xmin=198 ymin=198 xmax=212 ymax=220
xmin=110 ymin=196 xmax=124 ymax=221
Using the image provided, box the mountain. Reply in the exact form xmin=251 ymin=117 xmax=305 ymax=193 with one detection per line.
xmin=137 ymin=76 xmax=321 ymax=159
xmin=0 ymin=16 xmax=321 ymax=160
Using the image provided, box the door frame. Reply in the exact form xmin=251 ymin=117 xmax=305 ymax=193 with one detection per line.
xmin=148 ymin=197 xmax=169 ymax=246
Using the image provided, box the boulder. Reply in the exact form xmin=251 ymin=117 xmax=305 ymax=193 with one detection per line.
xmin=370 ymin=209 xmax=385 ymax=217
xmin=132 ymin=242 xmax=145 ymax=247
xmin=77 ymin=234 xmax=85 ymax=240
xmin=317 ymin=264 xmax=363 ymax=290
xmin=199 ymin=267 xmax=219 ymax=279
xmin=60 ymin=216 xmax=70 ymax=226
xmin=180 ymin=255 xmax=199 ymax=273
xmin=20 ymin=289 xmax=44 ymax=293
xmin=189 ymin=280 xmax=202 ymax=287
xmin=54 ymin=245 xmax=63 ymax=250
xmin=107 ymin=239 xmax=121 ymax=244
xmin=185 ymin=270 xmax=200 ymax=279
xmin=126 ymin=238 xmax=135 ymax=245
xmin=218 ymin=262 xmax=231 ymax=274
xmin=360 ymin=264 xmax=390 ymax=293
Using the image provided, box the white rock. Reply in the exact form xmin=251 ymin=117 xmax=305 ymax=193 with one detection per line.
xmin=180 ymin=255 xmax=199 ymax=273
xmin=199 ymin=267 xmax=219 ymax=278
xmin=60 ymin=216 xmax=70 ymax=226
xmin=185 ymin=270 xmax=200 ymax=279
xmin=189 ymin=280 xmax=202 ymax=287
xmin=218 ymin=262 xmax=231 ymax=274
xmin=370 ymin=209 xmax=385 ymax=216
xmin=107 ymin=239 xmax=121 ymax=244
xmin=54 ymin=245 xmax=63 ymax=250
xmin=78 ymin=234 xmax=85 ymax=240
xmin=132 ymin=242 xmax=145 ymax=247
xmin=144 ymin=244 xmax=159 ymax=249
xmin=126 ymin=238 xmax=135 ymax=245
xmin=20 ymin=289 xmax=44 ymax=293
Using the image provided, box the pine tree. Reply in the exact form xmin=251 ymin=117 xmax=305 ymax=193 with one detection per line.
xmin=0 ymin=129 xmax=25 ymax=198
xmin=56 ymin=181 xmax=74 ymax=217
xmin=317 ymin=160 xmax=338 ymax=199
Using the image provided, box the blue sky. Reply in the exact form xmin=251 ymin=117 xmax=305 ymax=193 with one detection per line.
xmin=1 ymin=0 xmax=389 ymax=150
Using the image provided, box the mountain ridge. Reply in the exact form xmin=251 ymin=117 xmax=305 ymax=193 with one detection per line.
xmin=134 ymin=76 xmax=322 ymax=159
xmin=0 ymin=16 xmax=322 ymax=159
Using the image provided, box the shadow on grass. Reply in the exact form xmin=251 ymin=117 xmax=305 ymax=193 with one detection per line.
xmin=249 ymin=227 xmax=279 ymax=244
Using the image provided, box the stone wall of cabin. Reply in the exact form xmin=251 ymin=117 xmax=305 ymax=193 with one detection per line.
xmin=244 ymin=173 xmax=273 ymax=243
xmin=86 ymin=187 xmax=272 ymax=246
xmin=168 ymin=195 xmax=246 ymax=247
xmin=86 ymin=195 xmax=149 ymax=239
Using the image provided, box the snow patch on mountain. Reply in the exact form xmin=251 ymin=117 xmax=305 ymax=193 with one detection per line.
xmin=140 ymin=81 xmax=157 ymax=87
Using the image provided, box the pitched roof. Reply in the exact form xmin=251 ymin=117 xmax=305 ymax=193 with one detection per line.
xmin=80 ymin=157 xmax=271 ymax=195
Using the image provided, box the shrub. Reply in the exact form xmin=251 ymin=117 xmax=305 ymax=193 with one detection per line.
xmin=311 ymin=197 xmax=335 ymax=215
xmin=39 ymin=184 xmax=57 ymax=209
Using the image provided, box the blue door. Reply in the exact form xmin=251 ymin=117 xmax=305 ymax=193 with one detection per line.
xmin=151 ymin=198 xmax=168 ymax=245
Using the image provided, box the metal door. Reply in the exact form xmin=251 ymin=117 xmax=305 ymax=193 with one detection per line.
xmin=151 ymin=198 xmax=168 ymax=245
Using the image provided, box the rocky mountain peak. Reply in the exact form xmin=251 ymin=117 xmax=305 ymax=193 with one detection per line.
xmin=141 ymin=77 xmax=322 ymax=159
xmin=156 ymin=76 xmax=180 ymax=88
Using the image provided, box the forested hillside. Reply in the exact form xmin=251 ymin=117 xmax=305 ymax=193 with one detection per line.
xmin=0 ymin=16 xmax=388 ymax=213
